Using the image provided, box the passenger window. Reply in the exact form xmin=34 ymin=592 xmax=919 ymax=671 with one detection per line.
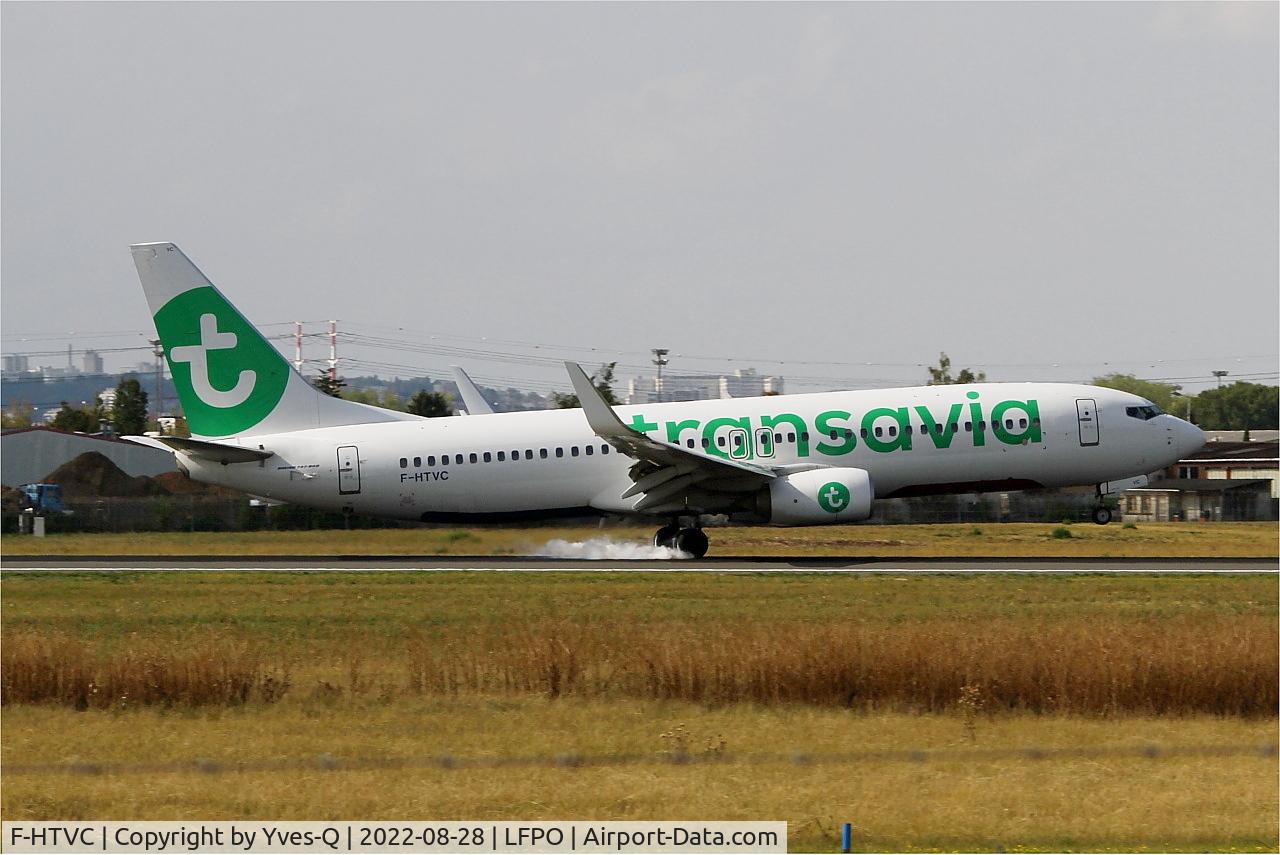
xmin=874 ymin=426 xmax=883 ymax=438
xmin=801 ymin=432 xmax=809 ymax=442
xmin=1005 ymin=419 xmax=1014 ymax=429
xmin=585 ymin=445 xmax=593 ymax=456
xmin=455 ymin=454 xmax=464 ymax=465
xmin=774 ymin=432 xmax=783 ymax=443
xmin=717 ymin=436 xmax=726 ymax=447
xmin=483 ymin=452 xmax=492 ymax=463
xmin=497 ymin=451 xmax=505 ymax=462
xmin=934 ymin=424 xmax=942 ymax=435
xmin=787 ymin=432 xmax=796 ymax=442
xmin=555 ymin=448 xmax=564 ymax=458
xmin=829 ymin=430 xmax=838 ymax=440
xmin=540 ymin=449 xmax=548 ymax=459
xmin=1032 ymin=418 xmax=1041 ymax=428
xmin=571 ymin=446 xmax=579 ymax=457
xmin=687 ymin=439 xmax=695 ymax=448
xmin=888 ymin=425 xmax=897 ymax=437
xmin=950 ymin=423 xmax=958 ymax=434
xmin=844 ymin=429 xmax=854 ymax=438
xmin=469 ymin=453 xmax=477 ymax=464
xmin=427 ymin=455 xmax=436 ymax=466
xmin=1018 ymin=418 xmax=1027 ymax=429
xmin=702 ymin=438 xmax=710 ymax=448
xmin=525 ymin=450 xmax=534 ymax=460
xmin=905 ymin=425 xmax=913 ymax=436
xmin=860 ymin=428 xmax=868 ymax=439
xmin=979 ymin=421 xmax=986 ymax=431
xmin=964 ymin=423 xmax=972 ymax=433
xmin=399 ymin=457 xmax=407 ymax=468
xmin=601 ymin=444 xmax=609 ymax=454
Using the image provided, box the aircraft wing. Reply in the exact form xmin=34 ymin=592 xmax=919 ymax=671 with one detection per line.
xmin=122 ymin=435 xmax=273 ymax=464
xmin=565 ymin=361 xmax=775 ymax=512
xmin=451 ymin=365 xmax=496 ymax=415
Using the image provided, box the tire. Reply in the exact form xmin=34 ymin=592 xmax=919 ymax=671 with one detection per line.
xmin=654 ymin=523 xmax=680 ymax=548
xmin=675 ymin=527 xmax=709 ymax=558
xmin=1092 ymin=506 xmax=1113 ymax=526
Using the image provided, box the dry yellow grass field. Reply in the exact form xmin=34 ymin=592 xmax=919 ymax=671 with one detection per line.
xmin=4 ymin=521 xmax=1277 ymax=557
xmin=3 ymin=699 xmax=1276 ymax=852
xmin=2 ymin=571 xmax=1276 ymax=851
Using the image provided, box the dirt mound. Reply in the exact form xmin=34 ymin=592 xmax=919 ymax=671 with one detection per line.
xmin=151 ymin=470 xmax=244 ymax=497
xmin=42 ymin=452 xmax=168 ymax=498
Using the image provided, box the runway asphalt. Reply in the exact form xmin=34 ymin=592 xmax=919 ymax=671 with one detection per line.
xmin=2 ymin=556 xmax=1275 ymax=572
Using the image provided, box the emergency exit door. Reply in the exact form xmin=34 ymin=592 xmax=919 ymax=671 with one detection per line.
xmin=1076 ymin=399 xmax=1099 ymax=447
xmin=337 ymin=446 xmax=361 ymax=494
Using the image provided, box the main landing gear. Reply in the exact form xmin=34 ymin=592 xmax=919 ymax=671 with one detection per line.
xmin=654 ymin=521 xmax=709 ymax=558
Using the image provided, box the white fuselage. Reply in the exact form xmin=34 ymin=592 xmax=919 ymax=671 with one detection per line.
xmin=178 ymin=382 xmax=1204 ymax=524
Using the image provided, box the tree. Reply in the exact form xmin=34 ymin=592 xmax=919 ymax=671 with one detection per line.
xmin=50 ymin=401 xmax=98 ymax=433
xmin=345 ymin=388 xmax=407 ymax=411
xmin=927 ymin=353 xmax=986 ymax=385
xmin=312 ymin=374 xmax=346 ymax=397
xmin=1190 ymin=382 xmax=1279 ymax=431
xmin=407 ymin=390 xmax=453 ymax=418
xmin=111 ymin=379 xmax=149 ymax=435
xmin=1 ymin=401 xmax=34 ymax=429
xmin=1092 ymin=373 xmax=1181 ymax=413
xmin=553 ymin=362 xmax=618 ymax=409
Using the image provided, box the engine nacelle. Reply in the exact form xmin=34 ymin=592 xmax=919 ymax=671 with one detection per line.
xmin=761 ymin=467 xmax=874 ymax=526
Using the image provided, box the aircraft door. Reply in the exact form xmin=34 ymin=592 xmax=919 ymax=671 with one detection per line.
xmin=337 ymin=445 xmax=361 ymax=494
xmin=1076 ymin=399 xmax=1099 ymax=447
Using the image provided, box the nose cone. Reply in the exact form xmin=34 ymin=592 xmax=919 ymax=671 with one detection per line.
xmin=1175 ymin=419 xmax=1206 ymax=458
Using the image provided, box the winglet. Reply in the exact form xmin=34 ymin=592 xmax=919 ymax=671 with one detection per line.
xmin=451 ymin=365 xmax=495 ymax=415
xmin=565 ymin=361 xmax=630 ymax=439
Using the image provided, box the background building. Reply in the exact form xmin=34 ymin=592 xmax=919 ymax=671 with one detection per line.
xmin=1 ymin=426 xmax=174 ymax=486
xmin=626 ymin=369 xmax=784 ymax=404
xmin=1123 ymin=439 xmax=1279 ymax=521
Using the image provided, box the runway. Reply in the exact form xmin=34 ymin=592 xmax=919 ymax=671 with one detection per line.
xmin=2 ymin=556 xmax=1275 ymax=573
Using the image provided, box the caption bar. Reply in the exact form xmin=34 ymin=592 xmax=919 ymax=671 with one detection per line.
xmin=2 ymin=822 xmax=786 ymax=854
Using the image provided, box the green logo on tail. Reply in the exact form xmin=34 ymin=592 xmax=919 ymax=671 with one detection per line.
xmin=817 ymin=481 xmax=850 ymax=513
xmin=154 ymin=287 xmax=288 ymax=436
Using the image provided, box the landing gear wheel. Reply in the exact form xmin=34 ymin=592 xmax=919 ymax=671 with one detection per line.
xmin=654 ymin=523 xmax=680 ymax=549
xmin=674 ymin=527 xmax=709 ymax=558
xmin=1091 ymin=506 xmax=1113 ymax=526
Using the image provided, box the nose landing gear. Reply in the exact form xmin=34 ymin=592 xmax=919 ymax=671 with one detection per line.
xmin=654 ymin=521 xmax=709 ymax=558
xmin=1091 ymin=485 xmax=1115 ymax=525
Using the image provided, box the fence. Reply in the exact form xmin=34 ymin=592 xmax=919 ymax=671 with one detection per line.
xmin=4 ymin=491 xmax=1126 ymax=535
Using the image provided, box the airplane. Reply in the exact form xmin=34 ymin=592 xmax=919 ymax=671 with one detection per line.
xmin=126 ymin=243 xmax=1206 ymax=558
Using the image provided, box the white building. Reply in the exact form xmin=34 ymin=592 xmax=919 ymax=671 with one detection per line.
xmin=625 ymin=368 xmax=784 ymax=404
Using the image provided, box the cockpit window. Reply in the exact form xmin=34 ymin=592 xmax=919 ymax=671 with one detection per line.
xmin=1125 ymin=404 xmax=1163 ymax=421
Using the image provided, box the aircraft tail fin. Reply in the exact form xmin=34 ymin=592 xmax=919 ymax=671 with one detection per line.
xmin=130 ymin=243 xmax=419 ymax=439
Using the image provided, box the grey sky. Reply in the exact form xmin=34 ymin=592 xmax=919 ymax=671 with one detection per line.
xmin=3 ymin=2 xmax=1276 ymax=397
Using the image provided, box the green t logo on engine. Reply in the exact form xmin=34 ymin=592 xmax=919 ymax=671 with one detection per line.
xmin=818 ymin=481 xmax=850 ymax=513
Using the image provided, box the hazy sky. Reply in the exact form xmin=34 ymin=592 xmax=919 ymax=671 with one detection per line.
xmin=3 ymin=2 xmax=1276 ymax=397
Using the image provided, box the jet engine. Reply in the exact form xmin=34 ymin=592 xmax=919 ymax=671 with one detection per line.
xmin=758 ymin=467 xmax=874 ymax=525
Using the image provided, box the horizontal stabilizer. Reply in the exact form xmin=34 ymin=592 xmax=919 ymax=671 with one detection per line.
xmin=123 ymin=435 xmax=273 ymax=464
